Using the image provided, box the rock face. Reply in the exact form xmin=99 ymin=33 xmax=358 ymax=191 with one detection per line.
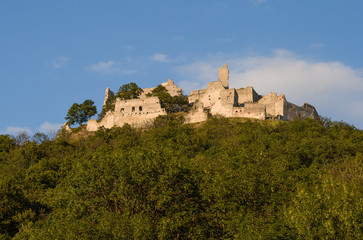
xmin=86 ymin=65 xmax=319 ymax=131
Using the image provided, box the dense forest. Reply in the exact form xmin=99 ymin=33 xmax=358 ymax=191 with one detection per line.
xmin=0 ymin=116 xmax=362 ymax=239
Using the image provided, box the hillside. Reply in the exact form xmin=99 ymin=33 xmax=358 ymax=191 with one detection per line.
xmin=0 ymin=117 xmax=362 ymax=239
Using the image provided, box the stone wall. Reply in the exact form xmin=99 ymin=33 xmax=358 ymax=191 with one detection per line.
xmin=161 ymin=78 xmax=182 ymax=96
xmin=257 ymin=93 xmax=285 ymax=117
xmin=87 ymin=96 xmax=167 ymax=131
xmin=103 ymin=87 xmax=115 ymax=106
xmin=87 ymin=64 xmax=319 ymax=131
xmin=236 ymin=86 xmax=260 ymax=105
xmin=232 ymin=103 xmax=266 ymax=120
xmin=184 ymin=101 xmax=209 ymax=123
xmin=218 ymin=64 xmax=229 ymax=89
xmin=115 ymin=96 xmax=164 ymax=114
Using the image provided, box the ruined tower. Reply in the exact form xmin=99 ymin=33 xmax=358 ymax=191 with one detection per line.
xmin=218 ymin=64 xmax=229 ymax=89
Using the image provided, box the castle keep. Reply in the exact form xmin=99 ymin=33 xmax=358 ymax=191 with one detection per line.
xmin=86 ymin=65 xmax=318 ymax=131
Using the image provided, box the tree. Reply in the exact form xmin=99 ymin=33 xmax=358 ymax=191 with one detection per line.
xmin=116 ymin=82 xmax=143 ymax=100
xmin=65 ymin=99 xmax=97 ymax=126
xmin=0 ymin=135 xmax=15 ymax=153
xmin=32 ymin=132 xmax=49 ymax=144
xmin=148 ymin=85 xmax=189 ymax=113
xmin=13 ymin=131 xmax=31 ymax=146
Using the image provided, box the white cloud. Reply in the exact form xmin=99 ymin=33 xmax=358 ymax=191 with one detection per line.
xmin=85 ymin=60 xmax=116 ymax=73
xmin=53 ymin=56 xmax=68 ymax=69
xmin=176 ymin=49 xmax=363 ymax=128
xmin=178 ymin=62 xmax=219 ymax=92
xmin=5 ymin=126 xmax=33 ymax=136
xmin=151 ymin=53 xmax=169 ymax=62
xmin=85 ymin=60 xmax=137 ymax=75
xmin=38 ymin=122 xmax=62 ymax=134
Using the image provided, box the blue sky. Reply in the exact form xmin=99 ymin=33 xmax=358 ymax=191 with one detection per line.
xmin=1 ymin=0 xmax=362 ymax=135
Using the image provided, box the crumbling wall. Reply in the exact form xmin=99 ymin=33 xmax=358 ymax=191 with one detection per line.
xmin=115 ymin=96 xmax=164 ymax=114
xmin=218 ymin=64 xmax=229 ymax=89
xmin=258 ymin=93 xmax=285 ymax=117
xmin=103 ymin=87 xmax=115 ymax=106
xmin=87 ymin=96 xmax=167 ymax=131
xmin=188 ymin=89 xmax=205 ymax=103
xmin=161 ymin=78 xmax=182 ymax=96
xmin=236 ymin=86 xmax=259 ymax=105
xmin=283 ymin=102 xmax=319 ymax=121
xmin=87 ymin=64 xmax=320 ymax=131
xmin=232 ymin=103 xmax=266 ymax=120
xmin=138 ymin=79 xmax=182 ymax=99
xmin=211 ymin=88 xmax=236 ymax=117
xmin=185 ymin=101 xmax=209 ymax=123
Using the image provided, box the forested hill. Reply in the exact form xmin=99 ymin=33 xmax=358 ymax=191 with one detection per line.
xmin=1 ymin=117 xmax=362 ymax=239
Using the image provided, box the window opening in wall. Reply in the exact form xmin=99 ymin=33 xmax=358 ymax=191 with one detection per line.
xmin=139 ymin=106 xmax=142 ymax=111
xmin=132 ymin=106 xmax=135 ymax=112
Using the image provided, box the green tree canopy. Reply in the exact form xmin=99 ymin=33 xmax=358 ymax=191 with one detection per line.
xmin=116 ymin=82 xmax=143 ymax=100
xmin=65 ymin=99 xmax=97 ymax=126
xmin=148 ymin=85 xmax=189 ymax=113
xmin=0 ymin=135 xmax=15 ymax=153
xmin=1 ymin=118 xmax=362 ymax=239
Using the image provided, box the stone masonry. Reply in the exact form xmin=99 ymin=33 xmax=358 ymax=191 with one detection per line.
xmin=86 ymin=65 xmax=318 ymax=131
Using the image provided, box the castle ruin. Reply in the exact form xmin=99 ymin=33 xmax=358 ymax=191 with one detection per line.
xmin=86 ymin=65 xmax=318 ymax=131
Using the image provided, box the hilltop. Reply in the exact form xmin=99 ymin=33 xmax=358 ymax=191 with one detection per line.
xmin=81 ymin=64 xmax=318 ymax=132
xmin=0 ymin=117 xmax=362 ymax=239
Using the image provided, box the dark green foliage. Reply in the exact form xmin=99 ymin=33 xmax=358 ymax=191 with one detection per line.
xmin=0 ymin=135 xmax=15 ymax=153
xmin=0 ymin=118 xmax=362 ymax=239
xmin=148 ymin=85 xmax=189 ymax=113
xmin=116 ymin=82 xmax=143 ymax=100
xmin=65 ymin=99 xmax=97 ymax=126
xmin=153 ymin=114 xmax=185 ymax=128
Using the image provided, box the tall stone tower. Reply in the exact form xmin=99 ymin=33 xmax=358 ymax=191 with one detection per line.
xmin=218 ymin=64 xmax=229 ymax=89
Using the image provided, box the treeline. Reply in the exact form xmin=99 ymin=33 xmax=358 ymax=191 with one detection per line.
xmin=0 ymin=117 xmax=362 ymax=239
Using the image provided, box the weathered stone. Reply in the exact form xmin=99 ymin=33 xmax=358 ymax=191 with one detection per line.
xmin=62 ymin=122 xmax=72 ymax=132
xmin=103 ymin=87 xmax=114 ymax=107
xmin=218 ymin=64 xmax=229 ymax=89
xmin=86 ymin=64 xmax=319 ymax=131
xmin=185 ymin=101 xmax=209 ymax=123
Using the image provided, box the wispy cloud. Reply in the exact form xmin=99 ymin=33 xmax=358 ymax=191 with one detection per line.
xmin=3 ymin=122 xmax=63 ymax=137
xmin=310 ymin=43 xmax=324 ymax=49
xmin=53 ymin=56 xmax=69 ymax=69
xmin=151 ymin=53 xmax=170 ymax=62
xmin=38 ymin=122 xmax=62 ymax=134
xmin=5 ymin=126 xmax=33 ymax=136
xmin=124 ymin=45 xmax=134 ymax=51
xmin=85 ymin=60 xmax=116 ymax=73
xmin=176 ymin=49 xmax=363 ymax=128
xmin=85 ymin=60 xmax=137 ymax=75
